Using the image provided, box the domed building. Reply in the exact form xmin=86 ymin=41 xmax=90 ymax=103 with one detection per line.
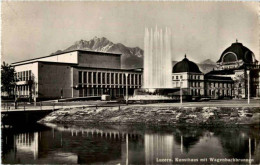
xmin=172 ymin=55 xmax=202 ymax=73
xmin=172 ymin=55 xmax=204 ymax=99
xmin=216 ymin=40 xmax=258 ymax=70
xmin=205 ymin=40 xmax=260 ymax=99
xmin=172 ymin=40 xmax=260 ymax=100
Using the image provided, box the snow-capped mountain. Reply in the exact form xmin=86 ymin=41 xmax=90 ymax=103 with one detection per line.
xmin=54 ymin=37 xmax=143 ymax=69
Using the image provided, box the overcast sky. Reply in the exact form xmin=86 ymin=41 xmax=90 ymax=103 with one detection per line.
xmin=1 ymin=1 xmax=259 ymax=64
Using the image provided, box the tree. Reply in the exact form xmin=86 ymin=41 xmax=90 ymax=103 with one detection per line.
xmin=1 ymin=62 xmax=15 ymax=97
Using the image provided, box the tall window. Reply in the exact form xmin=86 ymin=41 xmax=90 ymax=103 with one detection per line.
xmin=123 ymin=74 xmax=126 ymax=84
xmin=102 ymin=73 xmax=106 ymax=84
xmin=139 ymin=75 xmax=142 ymax=85
xmin=131 ymin=74 xmax=134 ymax=84
xmin=98 ymin=72 xmax=101 ymax=84
xmin=20 ymin=72 xmax=23 ymax=81
xmin=78 ymin=71 xmax=82 ymax=83
xmin=115 ymin=73 xmax=118 ymax=84
xmin=83 ymin=72 xmax=87 ymax=83
xmin=88 ymin=72 xmax=92 ymax=83
xmin=119 ymin=74 xmax=122 ymax=84
xmin=29 ymin=70 xmax=32 ymax=80
xmin=111 ymin=73 xmax=114 ymax=84
xmin=23 ymin=71 xmax=26 ymax=81
xmin=25 ymin=71 xmax=28 ymax=81
xmin=127 ymin=74 xmax=130 ymax=84
xmin=93 ymin=72 xmax=96 ymax=84
xmin=107 ymin=73 xmax=110 ymax=84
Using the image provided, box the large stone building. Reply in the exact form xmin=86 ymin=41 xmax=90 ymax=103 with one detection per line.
xmin=172 ymin=41 xmax=260 ymax=99
xmin=12 ymin=50 xmax=142 ymax=100
xmin=206 ymin=41 xmax=260 ymax=99
xmin=172 ymin=55 xmax=204 ymax=99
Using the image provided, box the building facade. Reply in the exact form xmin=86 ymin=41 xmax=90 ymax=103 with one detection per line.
xmin=172 ymin=55 xmax=204 ymax=99
xmin=12 ymin=50 xmax=142 ymax=100
xmin=205 ymin=41 xmax=259 ymax=99
xmin=171 ymin=41 xmax=260 ymax=99
xmin=12 ymin=41 xmax=259 ymax=101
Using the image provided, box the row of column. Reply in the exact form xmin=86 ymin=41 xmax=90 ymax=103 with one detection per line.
xmin=79 ymin=88 xmax=133 ymax=97
xmin=79 ymin=71 xmax=142 ymax=87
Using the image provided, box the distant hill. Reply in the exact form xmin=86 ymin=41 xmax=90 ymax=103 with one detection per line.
xmin=198 ymin=63 xmax=216 ymax=73
xmin=52 ymin=37 xmax=143 ymax=69
xmin=199 ymin=59 xmax=216 ymax=73
xmin=53 ymin=37 xmax=216 ymax=73
xmin=200 ymin=59 xmax=216 ymax=65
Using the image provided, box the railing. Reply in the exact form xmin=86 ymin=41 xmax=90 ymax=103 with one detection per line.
xmin=1 ymin=102 xmax=60 ymax=111
xmin=1 ymin=101 xmax=122 ymax=111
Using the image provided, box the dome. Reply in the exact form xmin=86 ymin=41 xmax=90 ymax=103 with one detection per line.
xmin=217 ymin=41 xmax=256 ymax=63
xmin=172 ymin=55 xmax=202 ymax=73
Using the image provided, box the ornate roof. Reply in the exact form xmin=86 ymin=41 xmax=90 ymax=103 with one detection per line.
xmin=217 ymin=41 xmax=256 ymax=63
xmin=172 ymin=55 xmax=202 ymax=73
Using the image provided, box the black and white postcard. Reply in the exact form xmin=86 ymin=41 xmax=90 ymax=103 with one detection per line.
xmin=1 ymin=1 xmax=259 ymax=164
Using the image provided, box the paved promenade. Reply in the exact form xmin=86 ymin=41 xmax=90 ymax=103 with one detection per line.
xmin=1 ymin=99 xmax=259 ymax=112
xmin=132 ymin=99 xmax=260 ymax=108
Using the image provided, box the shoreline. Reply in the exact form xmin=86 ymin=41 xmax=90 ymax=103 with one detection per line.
xmin=39 ymin=105 xmax=260 ymax=127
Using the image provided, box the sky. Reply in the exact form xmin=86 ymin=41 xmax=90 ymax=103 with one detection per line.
xmin=1 ymin=1 xmax=259 ymax=64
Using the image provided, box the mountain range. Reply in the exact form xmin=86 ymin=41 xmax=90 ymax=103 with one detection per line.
xmin=52 ymin=37 xmax=216 ymax=73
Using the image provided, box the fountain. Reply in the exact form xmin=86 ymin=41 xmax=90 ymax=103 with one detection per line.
xmin=143 ymin=26 xmax=172 ymax=89
xmin=129 ymin=27 xmax=177 ymax=102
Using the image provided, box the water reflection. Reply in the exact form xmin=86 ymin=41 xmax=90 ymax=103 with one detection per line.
xmin=145 ymin=134 xmax=173 ymax=164
xmin=15 ymin=132 xmax=39 ymax=160
xmin=2 ymin=124 xmax=259 ymax=164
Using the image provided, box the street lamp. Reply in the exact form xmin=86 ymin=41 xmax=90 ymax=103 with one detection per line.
xmin=180 ymin=79 xmax=182 ymax=104
xmin=247 ymin=70 xmax=250 ymax=104
xmin=125 ymin=73 xmax=129 ymax=105
xmin=126 ymin=133 xmax=129 ymax=165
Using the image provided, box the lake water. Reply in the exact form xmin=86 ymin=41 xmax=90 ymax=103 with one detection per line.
xmin=1 ymin=123 xmax=259 ymax=164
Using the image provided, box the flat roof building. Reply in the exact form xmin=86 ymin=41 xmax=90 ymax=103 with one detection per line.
xmin=12 ymin=50 xmax=142 ymax=100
